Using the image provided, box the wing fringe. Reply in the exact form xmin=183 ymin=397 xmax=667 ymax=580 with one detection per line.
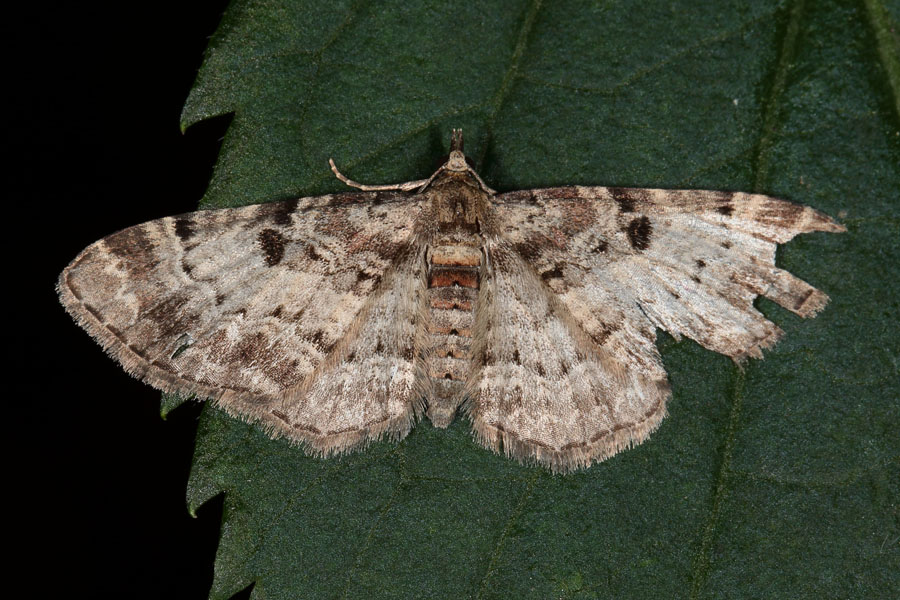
xmin=464 ymin=379 xmax=670 ymax=473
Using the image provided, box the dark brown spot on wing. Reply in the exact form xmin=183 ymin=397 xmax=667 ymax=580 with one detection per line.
xmin=625 ymin=216 xmax=653 ymax=251
xmin=513 ymin=241 xmax=542 ymax=263
xmin=502 ymin=190 xmax=537 ymax=204
xmin=260 ymin=198 xmax=299 ymax=226
xmin=793 ymin=289 xmax=814 ymax=311
xmin=540 ymin=264 xmax=564 ymax=281
xmin=609 ymin=187 xmax=636 ymax=213
xmin=141 ymin=293 xmax=197 ymax=340
xmin=696 ymin=259 xmax=706 ymax=269
xmin=541 ymin=187 xmax=580 ymax=201
xmin=325 ymin=192 xmax=364 ymax=208
xmin=306 ymin=244 xmax=322 ymax=261
xmin=713 ymin=192 xmax=735 ymax=216
xmin=257 ymin=228 xmax=286 ymax=266
xmin=234 ymin=332 xmax=299 ymax=389
xmin=592 ymin=322 xmax=616 ymax=346
xmin=757 ymin=201 xmax=803 ymax=228
xmin=174 ymin=218 xmax=196 ymax=241
xmin=103 ymin=225 xmax=157 ymax=277
xmin=477 ymin=347 xmax=495 ymax=366
xmin=593 ymin=240 xmax=609 ymax=253
xmin=307 ymin=330 xmax=335 ymax=354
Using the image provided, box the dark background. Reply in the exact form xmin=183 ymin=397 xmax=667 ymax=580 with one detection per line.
xmin=19 ymin=4 xmax=233 ymax=598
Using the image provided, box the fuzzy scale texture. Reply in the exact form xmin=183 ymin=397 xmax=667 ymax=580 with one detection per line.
xmin=58 ymin=132 xmax=845 ymax=472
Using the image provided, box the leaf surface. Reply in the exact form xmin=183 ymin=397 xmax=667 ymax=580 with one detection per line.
xmin=178 ymin=1 xmax=900 ymax=597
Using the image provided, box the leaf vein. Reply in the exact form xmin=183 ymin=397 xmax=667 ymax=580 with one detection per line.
xmin=475 ymin=470 xmax=540 ymax=599
xmin=862 ymin=0 xmax=900 ymax=122
xmin=476 ymin=0 xmax=544 ymax=169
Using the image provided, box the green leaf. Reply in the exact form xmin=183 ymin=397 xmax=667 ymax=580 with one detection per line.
xmin=178 ymin=0 xmax=899 ymax=597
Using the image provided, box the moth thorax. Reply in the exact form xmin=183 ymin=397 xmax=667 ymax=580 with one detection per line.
xmin=431 ymin=182 xmax=484 ymax=233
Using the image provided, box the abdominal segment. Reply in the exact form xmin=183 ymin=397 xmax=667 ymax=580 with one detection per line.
xmin=424 ymin=242 xmax=481 ymax=427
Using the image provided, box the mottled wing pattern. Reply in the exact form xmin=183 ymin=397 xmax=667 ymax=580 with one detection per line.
xmin=473 ymin=186 xmax=844 ymax=469
xmin=58 ymin=192 xmax=428 ymax=453
xmin=495 ymin=186 xmax=845 ymax=359
xmin=466 ymin=242 xmax=670 ymax=471
xmin=280 ymin=245 xmax=429 ymax=452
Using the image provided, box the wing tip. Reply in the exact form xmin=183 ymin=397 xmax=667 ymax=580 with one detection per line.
xmin=794 ymin=288 xmax=830 ymax=318
xmin=805 ymin=208 xmax=847 ymax=234
xmin=57 ymin=265 xmax=160 ymax=388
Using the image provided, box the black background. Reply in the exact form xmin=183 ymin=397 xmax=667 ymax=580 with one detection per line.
xmin=19 ymin=3 xmax=241 ymax=598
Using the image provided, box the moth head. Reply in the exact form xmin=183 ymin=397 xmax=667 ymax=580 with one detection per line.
xmin=445 ymin=150 xmax=468 ymax=172
xmin=426 ymin=129 xmax=495 ymax=194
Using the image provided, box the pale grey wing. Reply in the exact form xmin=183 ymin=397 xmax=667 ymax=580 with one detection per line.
xmin=492 ymin=186 xmax=845 ymax=361
xmin=465 ymin=242 xmax=670 ymax=473
xmin=59 ymin=191 xmax=429 ymax=454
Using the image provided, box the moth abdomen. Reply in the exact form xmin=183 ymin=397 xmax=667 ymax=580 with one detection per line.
xmin=424 ymin=241 xmax=482 ymax=427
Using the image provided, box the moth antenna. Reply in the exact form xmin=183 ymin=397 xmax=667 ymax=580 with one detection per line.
xmin=328 ymin=158 xmax=428 ymax=192
xmin=450 ymin=128 xmax=464 ymax=153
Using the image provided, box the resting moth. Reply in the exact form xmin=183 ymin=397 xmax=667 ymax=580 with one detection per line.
xmin=59 ymin=130 xmax=844 ymax=472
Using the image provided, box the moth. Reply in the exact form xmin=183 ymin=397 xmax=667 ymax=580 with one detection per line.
xmin=59 ymin=130 xmax=844 ymax=472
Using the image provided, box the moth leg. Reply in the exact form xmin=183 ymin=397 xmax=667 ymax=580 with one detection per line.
xmin=329 ymin=159 xmax=430 ymax=192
